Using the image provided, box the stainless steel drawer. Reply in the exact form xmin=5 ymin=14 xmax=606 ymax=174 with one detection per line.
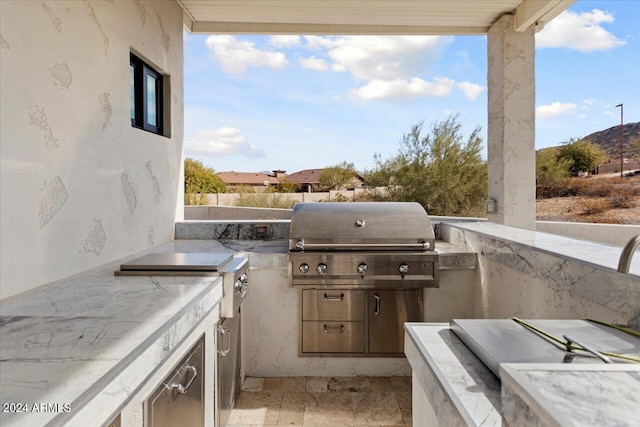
xmin=146 ymin=336 xmax=204 ymax=427
xmin=302 ymin=289 xmax=365 ymax=321
xmin=302 ymin=321 xmax=365 ymax=353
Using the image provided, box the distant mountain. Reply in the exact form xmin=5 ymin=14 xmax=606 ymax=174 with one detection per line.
xmin=580 ymin=122 xmax=640 ymax=160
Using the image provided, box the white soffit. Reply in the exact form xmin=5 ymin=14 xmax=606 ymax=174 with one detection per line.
xmin=177 ymin=0 xmax=572 ymax=35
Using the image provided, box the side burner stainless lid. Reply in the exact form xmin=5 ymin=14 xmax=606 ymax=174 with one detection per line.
xmin=119 ymin=252 xmax=233 ymax=272
xmin=450 ymin=319 xmax=640 ymax=379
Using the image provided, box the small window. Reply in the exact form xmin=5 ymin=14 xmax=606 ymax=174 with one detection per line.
xmin=130 ymin=53 xmax=164 ymax=135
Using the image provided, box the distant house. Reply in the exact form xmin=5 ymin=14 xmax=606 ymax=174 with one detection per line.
xmin=217 ymin=170 xmax=286 ymax=191
xmin=287 ymin=168 xmax=366 ymax=192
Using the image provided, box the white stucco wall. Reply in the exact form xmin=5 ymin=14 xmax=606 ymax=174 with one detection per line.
xmin=0 ymin=0 xmax=184 ymax=299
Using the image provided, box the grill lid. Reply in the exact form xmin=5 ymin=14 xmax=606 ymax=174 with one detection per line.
xmin=289 ymin=202 xmax=435 ymax=251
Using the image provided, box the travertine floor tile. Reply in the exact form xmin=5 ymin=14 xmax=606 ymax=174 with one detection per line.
xmin=400 ymin=407 xmax=412 ymax=426
xmin=228 ymin=391 xmax=283 ymax=425
xmin=390 ymin=376 xmax=411 ymax=393
xmin=263 ymin=377 xmax=307 ymax=393
xmin=231 ymin=376 xmax=412 ymax=426
xmin=327 ymin=377 xmax=392 ymax=393
xmin=306 ymin=376 xmax=329 ymax=392
xmin=243 ymin=377 xmax=266 ymax=392
xmin=279 ymin=392 xmax=318 ymax=425
xmin=351 ymin=391 xmax=403 ymax=426
xmin=394 ymin=390 xmax=412 ymax=409
xmin=303 ymin=405 xmax=354 ymax=427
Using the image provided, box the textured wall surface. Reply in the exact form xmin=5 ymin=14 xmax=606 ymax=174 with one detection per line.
xmin=0 ymin=0 xmax=184 ymax=298
xmin=487 ymin=14 xmax=536 ymax=229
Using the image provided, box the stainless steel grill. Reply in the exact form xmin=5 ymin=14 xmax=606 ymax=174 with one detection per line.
xmin=289 ymin=202 xmax=439 ymax=357
xmin=289 ymin=202 xmax=438 ymax=288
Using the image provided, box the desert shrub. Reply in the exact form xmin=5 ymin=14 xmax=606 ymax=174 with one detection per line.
xmin=184 ymin=193 xmax=210 ymax=205
xmin=332 ymin=193 xmax=350 ymax=202
xmin=609 ymin=187 xmax=636 ymax=209
xmin=367 ymin=114 xmax=487 ymax=217
xmin=536 ymin=148 xmax=570 ymax=188
xmin=557 ymin=138 xmax=607 ymax=175
xmin=319 ymin=161 xmax=358 ymax=191
xmin=234 ymin=192 xmax=295 ymax=209
xmin=579 ymin=198 xmax=609 ymax=215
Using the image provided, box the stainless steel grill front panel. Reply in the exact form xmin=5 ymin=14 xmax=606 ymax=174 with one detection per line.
xmin=290 ymin=252 xmax=438 ymax=288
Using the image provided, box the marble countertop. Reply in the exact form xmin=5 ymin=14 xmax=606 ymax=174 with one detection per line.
xmin=0 ymin=247 xmax=224 ymax=427
xmin=446 ymin=222 xmax=640 ymax=276
xmin=500 ymin=364 xmax=640 ymax=427
xmin=405 ymin=323 xmax=640 ymax=427
xmin=404 ymin=323 xmax=502 ymax=426
xmin=168 ymin=237 xmax=477 ymax=270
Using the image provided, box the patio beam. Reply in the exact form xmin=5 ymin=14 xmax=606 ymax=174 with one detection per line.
xmin=189 ymin=21 xmax=488 ymax=35
xmin=514 ymin=0 xmax=575 ymax=32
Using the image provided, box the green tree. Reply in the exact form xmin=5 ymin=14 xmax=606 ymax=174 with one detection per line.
xmin=557 ymin=138 xmax=607 ymax=175
xmin=318 ymin=161 xmax=358 ymax=191
xmin=630 ymin=136 xmax=640 ymax=157
xmin=368 ymin=114 xmax=488 ymax=217
xmin=184 ymin=158 xmax=226 ymax=205
xmin=275 ymin=176 xmax=299 ymax=193
xmin=536 ymin=148 xmax=571 ymax=187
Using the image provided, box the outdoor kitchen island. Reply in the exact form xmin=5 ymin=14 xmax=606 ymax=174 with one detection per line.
xmin=404 ymin=323 xmax=640 ymax=427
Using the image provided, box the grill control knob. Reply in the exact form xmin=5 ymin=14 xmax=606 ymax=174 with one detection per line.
xmin=398 ymin=263 xmax=409 ymax=275
xmin=299 ymin=263 xmax=310 ymax=274
xmin=357 ymin=263 xmax=368 ymax=274
xmin=316 ymin=263 xmax=328 ymax=275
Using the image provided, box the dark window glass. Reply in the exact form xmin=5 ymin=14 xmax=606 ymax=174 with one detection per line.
xmin=130 ymin=53 xmax=163 ymax=135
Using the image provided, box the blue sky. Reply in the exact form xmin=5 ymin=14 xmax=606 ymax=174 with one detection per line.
xmin=183 ymin=1 xmax=640 ymax=174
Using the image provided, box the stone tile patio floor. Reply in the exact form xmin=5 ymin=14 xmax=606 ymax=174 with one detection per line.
xmin=228 ymin=376 xmax=412 ymax=426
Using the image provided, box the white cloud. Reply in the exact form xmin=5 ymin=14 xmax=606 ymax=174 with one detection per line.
xmin=456 ymin=82 xmax=485 ymax=100
xmin=205 ymin=35 xmax=287 ymax=74
xmin=536 ymin=102 xmax=578 ymax=119
xmin=304 ymin=35 xmax=339 ymax=50
xmin=536 ymin=9 xmax=626 ymax=52
xmin=351 ymin=77 xmax=455 ymax=102
xmin=603 ymin=111 xmax=615 ymax=118
xmin=184 ymin=126 xmax=265 ymax=158
xmin=323 ymin=36 xmax=453 ymax=81
xmin=269 ymin=35 xmax=301 ymax=48
xmin=299 ymin=56 xmax=329 ymax=71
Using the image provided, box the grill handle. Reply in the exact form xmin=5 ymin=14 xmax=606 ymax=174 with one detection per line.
xmin=293 ymin=242 xmax=431 ymax=250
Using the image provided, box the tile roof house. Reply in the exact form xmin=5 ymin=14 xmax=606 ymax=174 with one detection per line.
xmin=286 ymin=168 xmax=366 ymax=192
xmin=217 ymin=170 xmax=286 ymax=190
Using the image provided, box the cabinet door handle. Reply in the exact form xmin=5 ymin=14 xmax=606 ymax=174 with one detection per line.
xmin=217 ymin=326 xmax=231 ymax=356
xmin=324 ymin=292 xmax=344 ymax=301
xmin=170 ymin=365 xmax=197 ymax=394
xmin=323 ymin=324 xmax=345 ymax=334
xmin=373 ymin=293 xmax=381 ymax=316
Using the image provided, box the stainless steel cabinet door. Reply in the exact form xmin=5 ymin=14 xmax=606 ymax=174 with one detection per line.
xmin=217 ymin=312 xmax=241 ymax=427
xmin=368 ymin=290 xmax=421 ymax=354
xmin=147 ymin=337 xmax=204 ymax=427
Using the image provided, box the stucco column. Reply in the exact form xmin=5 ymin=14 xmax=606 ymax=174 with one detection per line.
xmin=487 ymin=14 xmax=536 ymax=229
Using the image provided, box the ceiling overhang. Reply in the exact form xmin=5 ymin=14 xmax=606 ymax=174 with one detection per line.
xmin=178 ymin=0 xmax=575 ymax=35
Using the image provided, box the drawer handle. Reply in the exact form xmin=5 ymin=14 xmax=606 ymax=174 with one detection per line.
xmin=373 ymin=293 xmax=381 ymax=316
xmin=217 ymin=326 xmax=231 ymax=357
xmin=323 ymin=324 xmax=345 ymax=334
xmin=170 ymin=365 xmax=197 ymax=394
xmin=323 ymin=292 xmax=345 ymax=301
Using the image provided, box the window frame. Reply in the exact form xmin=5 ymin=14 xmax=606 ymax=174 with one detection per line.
xmin=130 ymin=53 xmax=163 ymax=135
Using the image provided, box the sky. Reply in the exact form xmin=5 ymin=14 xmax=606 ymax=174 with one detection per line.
xmin=183 ymin=1 xmax=640 ymax=174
